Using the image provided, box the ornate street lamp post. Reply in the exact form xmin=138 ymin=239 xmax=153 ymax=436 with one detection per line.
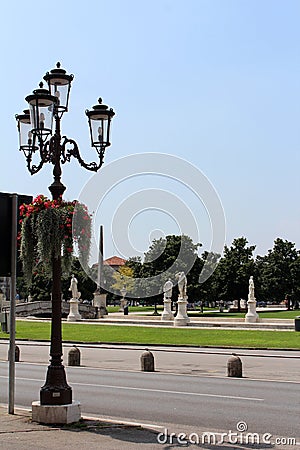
xmin=16 ymin=63 xmax=115 ymax=406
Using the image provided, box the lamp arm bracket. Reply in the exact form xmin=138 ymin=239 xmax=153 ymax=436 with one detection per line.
xmin=25 ymin=153 xmax=44 ymax=175
xmin=61 ymin=136 xmax=104 ymax=172
xmin=24 ymin=139 xmax=52 ymax=175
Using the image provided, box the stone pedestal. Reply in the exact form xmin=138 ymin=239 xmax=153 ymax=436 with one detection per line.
xmin=32 ymin=400 xmax=81 ymax=424
xmin=67 ymin=298 xmax=81 ymax=322
xmin=174 ymin=296 xmax=190 ymax=326
xmin=93 ymin=292 xmax=108 ymax=317
xmin=245 ymin=298 xmax=259 ymax=323
xmin=161 ymin=298 xmax=174 ymax=321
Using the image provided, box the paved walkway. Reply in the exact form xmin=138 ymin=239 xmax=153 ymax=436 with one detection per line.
xmin=0 ymin=405 xmax=165 ymax=450
xmin=0 ymin=404 xmax=298 ymax=449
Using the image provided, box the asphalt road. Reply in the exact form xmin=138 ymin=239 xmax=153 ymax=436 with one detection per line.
xmin=0 ymin=361 xmax=299 ymax=445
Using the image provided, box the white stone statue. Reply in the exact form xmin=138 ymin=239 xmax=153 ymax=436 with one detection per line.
xmin=175 ymin=271 xmax=187 ymax=298
xmin=69 ymin=274 xmax=80 ymax=299
xmin=240 ymin=299 xmax=247 ymax=309
xmin=163 ymin=279 xmax=173 ymax=299
xmin=161 ymin=278 xmax=174 ymax=321
xmin=174 ymin=271 xmax=189 ymax=326
xmin=245 ymin=275 xmax=259 ymax=323
xmin=67 ymin=274 xmax=81 ymax=322
xmin=249 ymin=276 xmax=255 ymax=298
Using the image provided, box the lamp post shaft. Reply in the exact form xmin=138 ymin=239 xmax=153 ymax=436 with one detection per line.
xmin=40 ymin=115 xmax=72 ymax=405
xmin=17 ymin=63 xmax=115 ymax=407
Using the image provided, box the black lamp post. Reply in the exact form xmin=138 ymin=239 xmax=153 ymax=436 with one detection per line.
xmin=16 ymin=62 xmax=115 ymax=405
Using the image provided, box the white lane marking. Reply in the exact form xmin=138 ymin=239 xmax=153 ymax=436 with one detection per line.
xmin=71 ymin=382 xmax=264 ymax=401
xmin=0 ymin=375 xmax=263 ymax=402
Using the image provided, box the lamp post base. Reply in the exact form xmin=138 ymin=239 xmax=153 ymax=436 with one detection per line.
xmin=40 ymin=365 xmax=72 ymax=405
xmin=32 ymin=400 xmax=81 ymax=424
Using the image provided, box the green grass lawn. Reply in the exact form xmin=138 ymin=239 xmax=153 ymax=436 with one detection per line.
xmin=0 ymin=320 xmax=299 ymax=349
xmin=188 ymin=310 xmax=300 ymax=319
xmin=108 ymin=305 xmax=299 ymax=319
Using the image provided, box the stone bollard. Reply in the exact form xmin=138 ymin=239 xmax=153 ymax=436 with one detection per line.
xmin=8 ymin=345 xmax=20 ymax=362
xmin=68 ymin=346 xmax=81 ymax=366
xmin=15 ymin=345 xmax=20 ymax=362
xmin=140 ymin=349 xmax=155 ymax=372
xmin=227 ymin=354 xmax=243 ymax=377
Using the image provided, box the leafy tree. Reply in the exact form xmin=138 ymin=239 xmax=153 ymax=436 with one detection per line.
xmin=141 ymin=234 xmax=202 ymax=302
xmin=17 ymin=257 xmax=97 ymax=302
xmin=215 ymin=237 xmax=256 ymax=307
xmin=291 ymin=256 xmax=300 ymax=308
xmin=27 ymin=270 xmax=52 ymax=301
xmin=256 ymin=238 xmax=299 ymax=305
xmin=111 ymin=265 xmax=135 ymax=294
xmin=143 ymin=234 xmax=200 ymax=274
xmin=17 ymin=232 xmax=300 ymax=310
xmin=126 ymin=256 xmax=143 ymax=278
xmin=17 ymin=262 xmax=52 ymax=301
xmin=61 ymin=257 xmax=97 ymax=302
xmin=198 ymin=251 xmax=221 ymax=306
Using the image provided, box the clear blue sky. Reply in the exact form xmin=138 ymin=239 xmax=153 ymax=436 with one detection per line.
xmin=1 ymin=0 xmax=299 ymax=262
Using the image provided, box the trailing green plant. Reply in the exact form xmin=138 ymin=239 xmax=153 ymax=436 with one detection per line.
xmin=19 ymin=195 xmax=92 ymax=286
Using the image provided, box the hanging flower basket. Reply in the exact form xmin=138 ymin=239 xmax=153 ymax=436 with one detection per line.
xmin=19 ymin=194 xmax=92 ymax=285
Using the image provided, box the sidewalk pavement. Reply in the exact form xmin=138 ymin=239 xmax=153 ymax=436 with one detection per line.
xmin=0 ymin=405 xmax=165 ymax=450
xmin=1 ymin=405 xmax=299 ymax=450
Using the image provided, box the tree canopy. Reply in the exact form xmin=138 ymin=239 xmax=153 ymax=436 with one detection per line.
xmin=16 ymin=234 xmax=300 ymax=308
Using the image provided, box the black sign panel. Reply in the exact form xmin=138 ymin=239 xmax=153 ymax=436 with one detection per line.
xmin=0 ymin=193 xmax=32 ymax=277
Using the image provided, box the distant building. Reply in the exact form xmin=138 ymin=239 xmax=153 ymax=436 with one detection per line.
xmin=92 ymin=256 xmax=127 ymax=273
xmin=104 ymin=256 xmax=126 ymax=269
